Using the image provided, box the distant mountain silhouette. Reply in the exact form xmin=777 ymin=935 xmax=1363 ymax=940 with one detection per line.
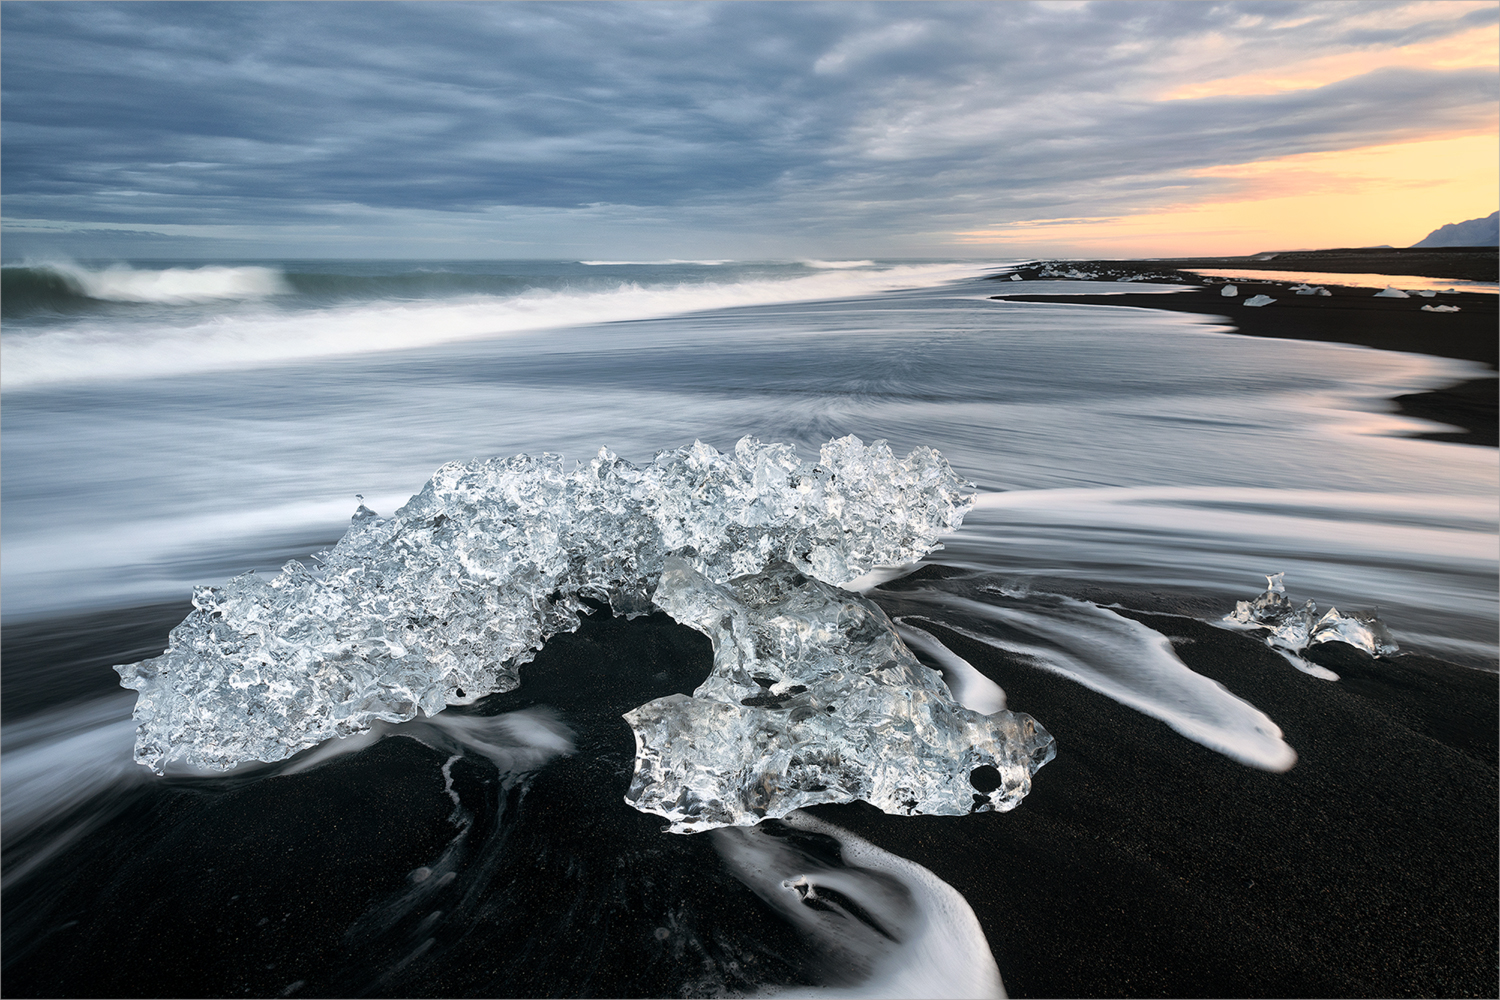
xmin=1411 ymin=211 xmax=1499 ymax=248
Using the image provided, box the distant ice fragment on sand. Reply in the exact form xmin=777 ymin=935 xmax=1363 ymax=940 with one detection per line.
xmin=1243 ymin=294 xmax=1276 ymax=307
xmin=1291 ymin=284 xmax=1330 ymax=296
xmin=1220 ymin=284 xmax=1238 ymax=297
xmin=1421 ymin=304 xmax=1461 ymax=313
xmin=115 ymin=436 xmax=973 ymax=773
xmin=1374 ymin=286 xmax=1410 ymax=298
xmin=623 ymin=558 xmax=1054 ymax=833
xmin=1224 ymin=574 xmax=1398 ymax=679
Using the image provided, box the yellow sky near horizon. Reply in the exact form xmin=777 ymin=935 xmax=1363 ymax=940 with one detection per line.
xmin=956 ymin=133 xmax=1498 ymax=255
xmin=957 ymin=21 xmax=1499 ymax=256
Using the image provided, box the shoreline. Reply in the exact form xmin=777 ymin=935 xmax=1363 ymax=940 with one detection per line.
xmin=841 ymin=567 xmax=1499 ymax=998
xmin=3 ymin=580 xmax=1494 ymax=997
xmin=988 ymin=249 xmax=1498 ymax=446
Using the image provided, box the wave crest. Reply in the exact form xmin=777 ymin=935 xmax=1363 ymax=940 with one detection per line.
xmin=9 ymin=261 xmax=290 ymax=306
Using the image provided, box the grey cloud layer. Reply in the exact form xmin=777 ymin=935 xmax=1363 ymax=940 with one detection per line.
xmin=3 ymin=0 xmax=1494 ymax=245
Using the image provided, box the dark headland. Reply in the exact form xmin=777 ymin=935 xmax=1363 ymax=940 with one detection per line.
xmin=989 ymin=246 xmax=1499 ymax=446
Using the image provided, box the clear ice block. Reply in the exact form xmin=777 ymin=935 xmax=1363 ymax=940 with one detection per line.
xmin=115 ymin=436 xmax=973 ymax=773
xmin=623 ymin=557 xmax=1055 ymax=833
xmin=1224 ymin=574 xmax=1399 ymax=659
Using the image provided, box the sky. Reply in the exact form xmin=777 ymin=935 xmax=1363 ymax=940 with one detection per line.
xmin=2 ymin=0 xmax=1496 ymax=259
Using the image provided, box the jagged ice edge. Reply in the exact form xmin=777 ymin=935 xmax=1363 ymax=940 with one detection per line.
xmin=115 ymin=436 xmax=973 ymax=773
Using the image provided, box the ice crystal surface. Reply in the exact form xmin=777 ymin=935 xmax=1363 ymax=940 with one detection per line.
xmin=115 ymin=436 xmax=972 ymax=773
xmin=623 ymin=557 xmax=1055 ymax=833
xmin=1224 ymin=573 xmax=1398 ymax=658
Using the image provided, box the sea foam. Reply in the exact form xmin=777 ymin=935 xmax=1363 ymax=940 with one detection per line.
xmin=1 ymin=262 xmax=979 ymax=389
xmin=25 ymin=261 xmax=291 ymax=304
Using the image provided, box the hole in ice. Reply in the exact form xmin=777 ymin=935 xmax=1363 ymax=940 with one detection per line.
xmin=968 ymin=765 xmax=1003 ymax=794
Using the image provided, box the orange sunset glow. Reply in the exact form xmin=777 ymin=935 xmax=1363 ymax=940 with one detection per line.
xmin=957 ymin=17 xmax=1499 ymax=257
xmin=957 ymin=133 xmax=1499 ymax=255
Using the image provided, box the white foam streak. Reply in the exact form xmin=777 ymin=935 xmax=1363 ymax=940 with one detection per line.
xmin=577 ymin=259 xmax=734 ymax=265
xmin=2 ymin=263 xmax=977 ymax=389
xmin=905 ymin=591 xmax=1296 ymax=772
xmin=894 ymin=623 xmax=1007 ymax=714
xmin=279 ymin=707 xmax=575 ymax=777
xmin=967 ymin=488 xmax=1497 ymax=565
xmin=954 ymin=487 xmax=1498 ymax=663
xmin=0 ymin=694 xmax=143 ymax=836
xmin=713 ymin=810 xmax=1004 ymax=999
xmin=41 ymin=261 xmax=291 ymax=303
xmin=1 ymin=494 xmax=416 ymax=621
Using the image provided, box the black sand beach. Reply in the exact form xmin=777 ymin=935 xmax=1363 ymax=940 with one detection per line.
xmin=4 ymin=577 xmax=1495 ymax=998
xmin=989 ymin=247 xmax=1499 ymax=447
xmin=4 ymin=250 xmax=1496 ymax=999
xmin=848 ymin=569 xmax=1499 ymax=999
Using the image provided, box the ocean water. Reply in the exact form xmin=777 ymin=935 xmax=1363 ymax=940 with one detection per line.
xmin=2 ymin=257 xmax=1496 ymax=996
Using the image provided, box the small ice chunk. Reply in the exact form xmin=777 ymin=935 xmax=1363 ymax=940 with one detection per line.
xmin=1291 ymin=284 xmax=1329 ymax=296
xmin=1309 ymin=608 xmax=1399 ymax=658
xmin=1415 ymin=290 xmax=1437 ymax=298
xmin=1223 ymin=574 xmax=1397 ymax=669
xmin=1420 ymin=304 xmax=1461 ymax=313
xmin=1243 ymin=294 xmax=1276 ymax=307
xmin=1220 ymin=284 xmax=1238 ymax=297
xmin=1316 ymin=287 xmax=1332 ymax=296
xmin=623 ymin=558 xmax=1054 ymax=833
xmin=1009 ymin=273 xmax=1023 ymax=281
xmin=1268 ymin=599 xmax=1318 ymax=651
xmin=1374 ymin=286 xmax=1410 ymax=298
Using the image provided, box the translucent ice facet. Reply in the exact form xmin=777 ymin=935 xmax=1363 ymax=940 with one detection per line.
xmin=1308 ymin=607 xmax=1400 ymax=657
xmin=115 ymin=436 xmax=972 ymax=773
xmin=1223 ymin=574 xmax=1399 ymax=662
xmin=623 ymin=557 xmax=1055 ymax=833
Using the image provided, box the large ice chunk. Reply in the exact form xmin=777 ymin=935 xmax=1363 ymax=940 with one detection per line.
xmin=115 ymin=437 xmax=972 ymax=773
xmin=623 ymin=558 xmax=1055 ymax=833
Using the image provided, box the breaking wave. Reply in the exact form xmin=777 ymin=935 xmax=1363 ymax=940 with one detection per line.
xmin=1 ymin=261 xmax=981 ymax=389
xmin=2 ymin=261 xmax=290 ymax=311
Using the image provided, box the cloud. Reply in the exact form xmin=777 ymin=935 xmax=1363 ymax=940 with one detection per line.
xmin=2 ymin=0 xmax=1494 ymax=255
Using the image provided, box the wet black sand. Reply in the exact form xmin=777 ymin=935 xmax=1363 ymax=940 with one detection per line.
xmin=851 ymin=571 xmax=1499 ymax=999
xmin=3 ymin=579 xmax=1495 ymax=998
xmin=989 ymin=249 xmax=1498 ymax=447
